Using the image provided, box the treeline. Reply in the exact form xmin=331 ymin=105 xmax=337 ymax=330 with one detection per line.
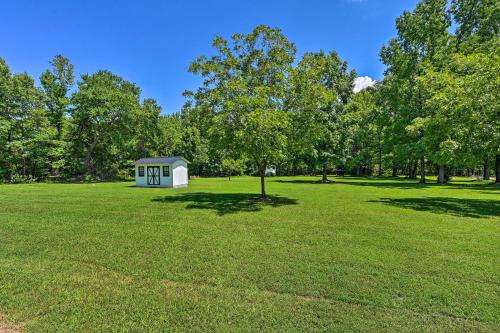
xmin=0 ymin=56 xmax=191 ymax=182
xmin=1 ymin=0 xmax=498 ymax=189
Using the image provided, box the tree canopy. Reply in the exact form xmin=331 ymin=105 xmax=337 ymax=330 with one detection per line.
xmin=0 ymin=0 xmax=498 ymax=189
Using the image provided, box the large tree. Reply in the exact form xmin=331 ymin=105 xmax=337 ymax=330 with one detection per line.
xmin=0 ymin=60 xmax=53 ymax=181
xmin=40 ymin=55 xmax=74 ymax=138
xmin=0 ymin=58 xmax=13 ymax=180
xmin=189 ymin=25 xmax=296 ymax=198
xmin=290 ymin=51 xmax=356 ymax=182
xmin=69 ymin=70 xmax=141 ymax=178
xmin=419 ymin=41 xmax=499 ymax=182
xmin=450 ymin=0 xmax=499 ymax=182
xmin=380 ymin=0 xmax=451 ymax=183
xmin=343 ymin=86 xmax=387 ymax=176
xmin=130 ymin=98 xmax=162 ymax=160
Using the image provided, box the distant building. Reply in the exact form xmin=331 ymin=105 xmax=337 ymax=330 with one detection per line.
xmin=133 ymin=156 xmax=188 ymax=188
xmin=265 ymin=165 xmax=276 ymax=176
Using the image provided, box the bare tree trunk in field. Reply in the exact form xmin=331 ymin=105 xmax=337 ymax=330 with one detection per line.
xmin=496 ymin=155 xmax=500 ymax=183
xmin=419 ymin=155 xmax=426 ymax=184
xmin=438 ymin=165 xmax=446 ymax=184
xmin=322 ymin=163 xmax=328 ymax=183
xmin=260 ymin=168 xmax=266 ymax=198
xmin=483 ymin=160 xmax=490 ymax=180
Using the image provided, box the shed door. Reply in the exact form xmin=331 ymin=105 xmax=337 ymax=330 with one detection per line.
xmin=147 ymin=166 xmax=160 ymax=185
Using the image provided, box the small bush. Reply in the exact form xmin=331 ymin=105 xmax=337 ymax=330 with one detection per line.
xmin=84 ymin=175 xmax=94 ymax=183
xmin=9 ymin=174 xmax=36 ymax=184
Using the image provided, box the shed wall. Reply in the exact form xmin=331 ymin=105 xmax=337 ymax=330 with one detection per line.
xmin=172 ymin=160 xmax=188 ymax=187
xmin=135 ymin=164 xmax=173 ymax=188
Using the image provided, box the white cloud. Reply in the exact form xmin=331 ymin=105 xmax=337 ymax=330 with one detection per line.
xmin=353 ymin=76 xmax=376 ymax=93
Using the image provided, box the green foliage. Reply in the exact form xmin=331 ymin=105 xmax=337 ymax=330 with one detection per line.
xmin=221 ymin=157 xmax=246 ymax=179
xmin=290 ymin=51 xmax=356 ymax=179
xmin=8 ymin=173 xmax=36 ymax=184
xmin=451 ymin=0 xmax=499 ymax=44
xmin=40 ymin=55 xmax=74 ymax=138
xmin=69 ymin=70 xmax=142 ymax=178
xmin=343 ymin=87 xmax=384 ymax=174
xmin=189 ymin=25 xmax=296 ymax=196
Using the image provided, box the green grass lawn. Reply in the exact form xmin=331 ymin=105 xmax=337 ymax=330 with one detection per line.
xmin=0 ymin=176 xmax=499 ymax=332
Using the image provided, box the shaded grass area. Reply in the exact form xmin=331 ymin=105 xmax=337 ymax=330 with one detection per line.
xmin=0 ymin=176 xmax=499 ymax=331
xmin=372 ymin=197 xmax=500 ymax=218
xmin=151 ymin=192 xmax=297 ymax=215
xmin=275 ymin=176 xmax=499 ymax=190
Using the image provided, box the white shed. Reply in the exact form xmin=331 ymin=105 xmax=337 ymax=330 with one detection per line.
xmin=133 ymin=156 xmax=189 ymax=188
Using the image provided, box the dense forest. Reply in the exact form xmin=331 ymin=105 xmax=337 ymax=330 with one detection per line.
xmin=1 ymin=0 xmax=498 ymax=192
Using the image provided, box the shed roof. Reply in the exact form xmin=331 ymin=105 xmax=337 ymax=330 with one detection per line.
xmin=133 ymin=156 xmax=188 ymax=165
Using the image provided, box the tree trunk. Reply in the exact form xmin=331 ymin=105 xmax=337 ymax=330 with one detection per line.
xmin=483 ymin=160 xmax=490 ymax=181
xmin=392 ymin=167 xmax=397 ymax=177
xmin=56 ymin=122 xmax=63 ymax=140
xmin=378 ymin=149 xmax=382 ymax=177
xmin=322 ymin=163 xmax=328 ymax=183
xmin=85 ymin=137 xmax=98 ymax=177
xmin=410 ymin=160 xmax=418 ymax=179
xmin=496 ymin=155 xmax=500 ymax=183
xmin=419 ymin=155 xmax=426 ymax=184
xmin=438 ymin=165 xmax=446 ymax=184
xmin=260 ymin=169 xmax=266 ymax=198
xmin=84 ymin=150 xmax=93 ymax=177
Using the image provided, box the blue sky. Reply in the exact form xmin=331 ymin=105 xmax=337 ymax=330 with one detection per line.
xmin=1 ymin=0 xmax=419 ymax=114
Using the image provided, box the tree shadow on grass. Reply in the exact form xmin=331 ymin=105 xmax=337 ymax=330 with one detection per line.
xmin=370 ymin=197 xmax=500 ymax=219
xmin=273 ymin=178 xmax=434 ymax=189
xmin=151 ymin=192 xmax=298 ymax=215
xmin=274 ymin=177 xmax=499 ymax=191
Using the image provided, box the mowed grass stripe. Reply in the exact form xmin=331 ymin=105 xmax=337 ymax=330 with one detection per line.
xmin=1 ymin=257 xmax=496 ymax=332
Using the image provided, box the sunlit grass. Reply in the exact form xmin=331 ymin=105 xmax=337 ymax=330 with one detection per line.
xmin=0 ymin=176 xmax=498 ymax=331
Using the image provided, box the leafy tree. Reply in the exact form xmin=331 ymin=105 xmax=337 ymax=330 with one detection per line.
xmin=69 ymin=70 xmax=141 ymax=178
xmin=451 ymin=0 xmax=499 ymax=44
xmin=131 ymin=98 xmax=162 ymax=160
xmin=189 ymin=25 xmax=296 ymax=198
xmin=39 ymin=55 xmax=74 ymax=176
xmin=0 ymin=58 xmax=13 ymax=180
xmin=343 ymin=87 xmax=386 ymax=176
xmin=450 ymin=0 xmax=499 ymax=182
xmin=419 ymin=44 xmax=499 ymax=182
xmin=40 ymin=55 xmax=74 ymax=138
xmin=0 ymin=66 xmax=54 ymax=181
xmin=221 ymin=157 xmax=246 ymax=180
xmin=157 ymin=112 xmax=183 ymax=157
xmin=380 ymin=0 xmax=451 ymax=183
xmin=176 ymin=104 xmax=211 ymax=176
xmin=290 ymin=51 xmax=355 ymax=182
